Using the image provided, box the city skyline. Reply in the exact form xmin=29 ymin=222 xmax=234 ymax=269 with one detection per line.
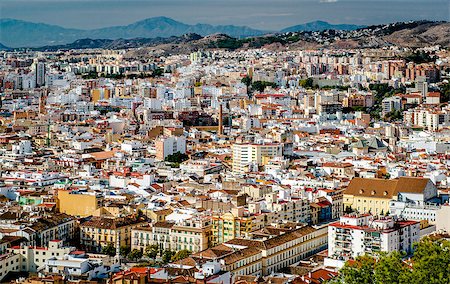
xmin=1 ymin=0 xmax=449 ymax=31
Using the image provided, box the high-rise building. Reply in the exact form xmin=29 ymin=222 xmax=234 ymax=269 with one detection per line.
xmin=34 ymin=61 xmax=46 ymax=87
xmin=155 ymin=136 xmax=187 ymax=161
xmin=232 ymin=143 xmax=282 ymax=174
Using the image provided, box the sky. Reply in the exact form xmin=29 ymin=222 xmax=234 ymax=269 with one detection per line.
xmin=0 ymin=0 xmax=449 ymax=31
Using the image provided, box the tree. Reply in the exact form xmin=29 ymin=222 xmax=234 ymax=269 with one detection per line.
xmin=333 ymin=238 xmax=450 ymax=284
xmin=440 ymin=83 xmax=450 ymax=103
xmin=385 ymin=110 xmax=403 ymax=122
xmin=119 ymin=245 xmax=131 ymax=257
xmin=241 ymin=76 xmax=252 ymax=88
xmin=241 ymin=76 xmax=252 ymax=94
xmin=151 ymin=68 xmax=164 ymax=77
xmin=374 ymin=251 xmax=411 ymax=284
xmin=102 ymin=243 xmax=116 ymax=257
xmin=344 ymin=206 xmax=354 ymax=214
xmin=171 ymin=250 xmax=191 ymax=262
xmin=339 ymin=255 xmax=376 ymax=284
xmin=128 ymin=249 xmax=143 ymax=261
xmin=162 ymin=250 xmax=175 ymax=264
xmin=408 ymin=238 xmax=450 ymax=284
xmin=251 ymin=81 xmax=277 ymax=93
xmin=145 ymin=244 xmax=159 ymax=259
xmin=82 ymin=71 xmax=98 ymax=79
xmin=404 ymin=51 xmax=437 ymax=64
xmin=299 ymin=78 xmax=314 ymax=89
xmin=165 ymin=152 xmax=189 ymax=164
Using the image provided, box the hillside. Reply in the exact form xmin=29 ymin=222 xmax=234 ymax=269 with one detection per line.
xmin=10 ymin=20 xmax=450 ymax=53
xmin=281 ymin=20 xmax=364 ymax=33
xmin=0 ymin=17 xmax=265 ymax=48
xmin=0 ymin=43 xmax=10 ymax=51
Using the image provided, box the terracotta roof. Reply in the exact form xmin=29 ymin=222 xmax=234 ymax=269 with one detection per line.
xmin=221 ymin=247 xmax=261 ymax=265
xmin=344 ymin=177 xmax=432 ymax=198
xmin=81 ymin=216 xmax=146 ymax=229
xmin=154 ymin=221 xmax=175 ymax=229
xmin=87 ymin=150 xmax=116 ymax=160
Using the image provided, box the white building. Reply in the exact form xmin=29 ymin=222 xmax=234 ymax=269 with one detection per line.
xmin=8 ymin=240 xmax=75 ymax=273
xmin=232 ymin=143 xmax=282 ymax=174
xmin=155 ymin=136 xmax=186 ymax=161
xmin=382 ymin=96 xmax=402 ymax=115
xmin=328 ymin=214 xmax=420 ymax=260
xmin=44 ymin=254 xmax=114 ymax=281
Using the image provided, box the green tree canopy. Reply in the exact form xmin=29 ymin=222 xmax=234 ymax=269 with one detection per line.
xmin=171 ymin=250 xmax=192 ymax=262
xmin=119 ymin=245 xmax=131 ymax=257
xmin=241 ymin=75 xmax=252 ymax=87
xmin=330 ymin=238 xmax=450 ymax=284
xmin=101 ymin=243 xmax=116 ymax=257
xmin=162 ymin=250 xmax=175 ymax=264
xmin=145 ymin=244 xmax=159 ymax=259
xmin=440 ymin=83 xmax=450 ymax=103
xmin=339 ymin=255 xmax=376 ymax=284
xmin=299 ymin=78 xmax=314 ymax=89
xmin=409 ymin=238 xmax=450 ymax=284
xmin=165 ymin=152 xmax=189 ymax=163
xmin=251 ymin=81 xmax=277 ymax=93
xmin=128 ymin=249 xmax=143 ymax=261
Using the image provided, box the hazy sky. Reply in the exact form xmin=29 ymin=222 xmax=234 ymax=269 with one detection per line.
xmin=1 ymin=0 xmax=449 ymax=30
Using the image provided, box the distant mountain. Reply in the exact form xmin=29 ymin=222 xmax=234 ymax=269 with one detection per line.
xmin=0 ymin=19 xmax=84 ymax=48
xmin=0 ymin=17 xmax=266 ymax=48
xmin=0 ymin=43 xmax=10 ymax=51
xmin=27 ymin=21 xmax=450 ymax=53
xmin=33 ymin=33 xmax=204 ymax=51
xmin=281 ymin=20 xmax=365 ymax=33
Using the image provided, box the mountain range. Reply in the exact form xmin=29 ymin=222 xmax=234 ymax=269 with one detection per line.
xmin=0 ymin=17 xmax=364 ymax=48
xmin=24 ymin=21 xmax=449 ymax=55
xmin=281 ymin=20 xmax=364 ymax=33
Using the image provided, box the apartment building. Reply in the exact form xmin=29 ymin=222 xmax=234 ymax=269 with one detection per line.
xmin=57 ymin=190 xmax=102 ymax=217
xmin=403 ymin=106 xmax=450 ymax=131
xmin=211 ymin=208 xmax=258 ymax=245
xmin=266 ymin=198 xmax=311 ymax=224
xmin=381 ymin=96 xmax=402 ymax=115
xmin=232 ymin=143 xmax=282 ymax=174
xmin=30 ymin=214 xmax=77 ymax=248
xmin=328 ymin=214 xmax=420 ymax=259
xmin=343 ymin=177 xmax=437 ymax=215
xmin=322 ymin=162 xmax=355 ymax=178
xmin=0 ymin=253 xmax=20 ymax=282
xmin=8 ymin=240 xmax=75 ymax=273
xmin=190 ymin=224 xmax=328 ymax=278
xmin=131 ymin=217 xmax=211 ymax=253
xmin=155 ymin=136 xmax=186 ymax=161
xmin=80 ymin=216 xmax=147 ymax=253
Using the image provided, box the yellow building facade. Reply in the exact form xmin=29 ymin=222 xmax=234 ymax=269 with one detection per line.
xmin=211 ymin=208 xmax=267 ymax=245
xmin=57 ymin=190 xmax=101 ymax=217
xmin=80 ymin=216 xmax=147 ymax=253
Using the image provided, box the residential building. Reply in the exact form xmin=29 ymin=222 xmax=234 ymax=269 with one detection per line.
xmin=343 ymin=177 xmax=437 ymax=215
xmin=232 ymin=143 xmax=282 ymax=174
xmin=131 ymin=217 xmax=211 ymax=253
xmin=80 ymin=216 xmax=147 ymax=253
xmin=155 ymin=136 xmax=186 ymax=161
xmin=188 ymin=224 xmax=328 ymax=278
xmin=328 ymin=213 xmax=420 ymax=259
xmin=57 ymin=190 xmax=102 ymax=218
xmin=8 ymin=240 xmax=75 ymax=273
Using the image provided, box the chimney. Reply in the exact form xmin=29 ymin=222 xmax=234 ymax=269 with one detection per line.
xmin=218 ymin=104 xmax=223 ymax=136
